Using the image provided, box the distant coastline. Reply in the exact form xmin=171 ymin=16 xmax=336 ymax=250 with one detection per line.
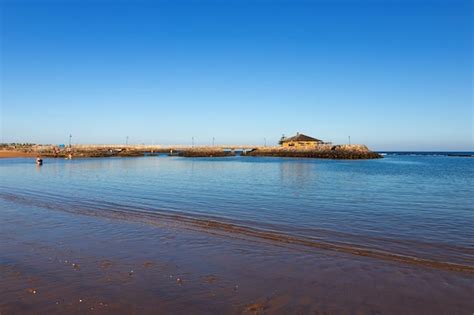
xmin=378 ymin=151 xmax=474 ymax=157
xmin=3 ymin=144 xmax=473 ymax=160
xmin=0 ymin=143 xmax=382 ymax=160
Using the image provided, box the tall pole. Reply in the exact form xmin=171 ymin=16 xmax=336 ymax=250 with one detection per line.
xmin=69 ymin=134 xmax=72 ymax=148
xmin=348 ymin=136 xmax=351 ymax=145
xmin=212 ymin=137 xmax=215 ymax=146
xmin=264 ymin=137 xmax=267 ymax=147
xmin=126 ymin=136 xmax=129 ymax=146
xmin=192 ymin=137 xmax=194 ymax=147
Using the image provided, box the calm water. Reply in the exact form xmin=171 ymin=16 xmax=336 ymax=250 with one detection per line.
xmin=1 ymin=155 xmax=473 ymax=267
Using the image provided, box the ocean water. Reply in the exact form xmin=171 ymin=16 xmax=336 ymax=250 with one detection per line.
xmin=1 ymin=154 xmax=473 ymax=268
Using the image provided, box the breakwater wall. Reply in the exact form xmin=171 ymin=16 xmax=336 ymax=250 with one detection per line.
xmin=243 ymin=144 xmax=382 ymax=159
xmin=1 ymin=144 xmax=382 ymax=159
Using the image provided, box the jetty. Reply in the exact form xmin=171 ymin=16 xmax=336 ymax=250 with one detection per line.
xmin=1 ymin=136 xmax=382 ymax=159
xmin=242 ymin=144 xmax=381 ymax=159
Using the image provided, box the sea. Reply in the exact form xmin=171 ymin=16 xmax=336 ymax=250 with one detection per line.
xmin=1 ymin=152 xmax=473 ymax=270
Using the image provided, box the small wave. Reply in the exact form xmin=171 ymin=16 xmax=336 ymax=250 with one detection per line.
xmin=1 ymin=191 xmax=473 ymax=275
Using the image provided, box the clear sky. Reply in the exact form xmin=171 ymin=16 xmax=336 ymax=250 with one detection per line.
xmin=1 ymin=0 xmax=472 ymax=150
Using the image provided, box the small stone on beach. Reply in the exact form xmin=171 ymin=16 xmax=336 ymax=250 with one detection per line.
xmin=27 ymin=288 xmax=37 ymax=294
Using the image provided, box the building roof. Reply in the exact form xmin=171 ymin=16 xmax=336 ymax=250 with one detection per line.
xmin=281 ymin=133 xmax=322 ymax=143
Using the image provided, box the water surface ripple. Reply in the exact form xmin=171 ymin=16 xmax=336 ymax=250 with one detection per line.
xmin=1 ymin=155 xmax=473 ymax=270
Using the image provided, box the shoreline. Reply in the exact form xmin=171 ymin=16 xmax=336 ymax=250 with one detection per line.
xmin=1 ymin=196 xmax=473 ymax=314
xmin=5 ymin=189 xmax=472 ymax=274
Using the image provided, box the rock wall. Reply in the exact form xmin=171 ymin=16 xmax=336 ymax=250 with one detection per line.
xmin=243 ymin=144 xmax=382 ymax=159
xmin=177 ymin=149 xmax=236 ymax=157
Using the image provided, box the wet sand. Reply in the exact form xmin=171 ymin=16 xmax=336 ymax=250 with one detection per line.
xmin=1 ymin=199 xmax=473 ymax=314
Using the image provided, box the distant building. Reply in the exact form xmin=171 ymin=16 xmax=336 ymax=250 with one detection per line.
xmin=279 ymin=132 xmax=324 ymax=148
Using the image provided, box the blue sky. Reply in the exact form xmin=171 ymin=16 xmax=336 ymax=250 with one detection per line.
xmin=1 ymin=0 xmax=472 ymax=150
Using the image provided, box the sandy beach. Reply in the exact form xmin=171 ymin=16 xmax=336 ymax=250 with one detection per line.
xmin=0 ymin=151 xmax=37 ymax=158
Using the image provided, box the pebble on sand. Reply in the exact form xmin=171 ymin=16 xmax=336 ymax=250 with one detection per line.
xmin=27 ymin=288 xmax=37 ymax=294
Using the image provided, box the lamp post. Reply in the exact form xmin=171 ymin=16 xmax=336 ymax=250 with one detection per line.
xmin=69 ymin=134 xmax=72 ymax=148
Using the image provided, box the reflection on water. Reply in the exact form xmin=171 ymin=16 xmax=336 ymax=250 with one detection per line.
xmin=279 ymin=160 xmax=317 ymax=190
xmin=1 ymin=155 xmax=473 ymax=266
